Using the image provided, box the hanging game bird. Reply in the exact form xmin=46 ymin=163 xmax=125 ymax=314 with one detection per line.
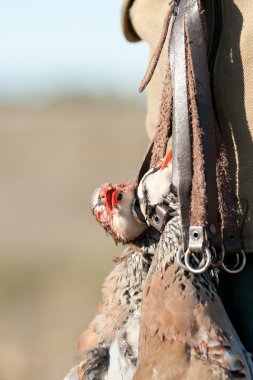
xmin=64 ymin=226 xmax=160 ymax=380
xmin=64 ymin=246 xmax=155 ymax=380
xmin=64 ymin=162 xmax=162 ymax=379
xmin=65 ymin=149 xmax=253 ymax=379
xmin=133 ymin=158 xmax=253 ymax=380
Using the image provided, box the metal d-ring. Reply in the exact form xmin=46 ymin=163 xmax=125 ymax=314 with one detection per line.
xmin=221 ymin=250 xmax=246 ymax=274
xmin=176 ymin=247 xmax=188 ymax=270
xmin=184 ymin=246 xmax=212 ymax=274
xmin=229 ymin=253 xmax=240 ymax=270
xmin=210 ymin=245 xmax=225 ymax=267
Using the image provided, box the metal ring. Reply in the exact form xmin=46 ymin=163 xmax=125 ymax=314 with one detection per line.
xmin=230 ymin=254 xmax=240 ymax=270
xmin=221 ymin=250 xmax=246 ymax=274
xmin=210 ymin=246 xmax=217 ymax=266
xmin=210 ymin=245 xmax=225 ymax=267
xmin=191 ymin=252 xmax=205 ymax=266
xmin=176 ymin=248 xmax=189 ymax=271
xmin=176 ymin=248 xmax=188 ymax=270
xmin=184 ymin=247 xmax=212 ymax=274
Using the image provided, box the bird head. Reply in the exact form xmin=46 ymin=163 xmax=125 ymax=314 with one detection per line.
xmin=91 ymin=182 xmax=148 ymax=244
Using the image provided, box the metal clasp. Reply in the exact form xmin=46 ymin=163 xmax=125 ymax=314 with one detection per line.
xmin=189 ymin=226 xmax=205 ymax=253
xmin=148 ymin=204 xmax=171 ymax=233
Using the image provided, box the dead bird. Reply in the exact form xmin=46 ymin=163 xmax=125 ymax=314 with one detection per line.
xmin=134 ymin=168 xmax=253 ymax=380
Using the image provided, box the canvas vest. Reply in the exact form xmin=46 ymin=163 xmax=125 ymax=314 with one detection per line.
xmin=122 ymin=0 xmax=253 ymax=253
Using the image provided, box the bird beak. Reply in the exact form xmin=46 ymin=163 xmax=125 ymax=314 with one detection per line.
xmin=99 ymin=183 xmax=114 ymax=201
xmin=99 ymin=184 xmax=116 ymax=213
xmin=112 ymin=188 xmax=120 ymax=208
xmin=160 ymin=148 xmax=172 ymax=170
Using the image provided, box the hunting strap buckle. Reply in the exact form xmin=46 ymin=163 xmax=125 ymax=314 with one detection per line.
xmin=148 ymin=204 xmax=172 ymax=233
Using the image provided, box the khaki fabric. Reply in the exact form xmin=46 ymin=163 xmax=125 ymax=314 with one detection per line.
xmin=121 ymin=0 xmax=253 ymax=252
xmin=213 ymin=0 xmax=253 ymax=252
xmin=124 ymin=0 xmax=170 ymax=140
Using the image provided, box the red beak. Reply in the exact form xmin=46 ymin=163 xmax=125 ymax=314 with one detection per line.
xmin=99 ymin=184 xmax=113 ymax=200
xmin=100 ymin=184 xmax=116 ymax=213
xmin=112 ymin=188 xmax=120 ymax=208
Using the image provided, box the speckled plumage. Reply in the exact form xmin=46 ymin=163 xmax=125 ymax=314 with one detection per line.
xmin=64 ymin=228 xmax=159 ymax=380
xmin=135 ymin=192 xmax=253 ymax=379
xmin=65 ymin=153 xmax=253 ymax=379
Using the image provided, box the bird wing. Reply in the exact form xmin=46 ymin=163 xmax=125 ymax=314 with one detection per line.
xmin=65 ymin=247 xmax=149 ymax=380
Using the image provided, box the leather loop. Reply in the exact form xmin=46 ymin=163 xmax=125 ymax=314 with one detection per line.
xmin=170 ymin=0 xmax=192 ymax=249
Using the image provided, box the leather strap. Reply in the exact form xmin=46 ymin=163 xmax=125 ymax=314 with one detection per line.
xmin=136 ymin=141 xmax=154 ymax=187
xmin=186 ymin=0 xmax=221 ymax=247
xmin=169 ymin=0 xmax=192 ymax=248
xmin=135 ymin=0 xmax=241 ymax=257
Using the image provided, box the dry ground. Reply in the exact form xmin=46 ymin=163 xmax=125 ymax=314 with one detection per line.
xmin=0 ymin=98 xmax=148 ymax=380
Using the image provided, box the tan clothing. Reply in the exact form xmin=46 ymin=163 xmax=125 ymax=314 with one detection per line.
xmin=122 ymin=0 xmax=253 ymax=252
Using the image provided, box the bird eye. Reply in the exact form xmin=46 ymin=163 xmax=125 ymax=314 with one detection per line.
xmin=117 ymin=192 xmax=123 ymax=201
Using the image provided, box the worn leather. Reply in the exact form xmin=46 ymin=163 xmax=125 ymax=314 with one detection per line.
xmin=186 ymin=0 xmax=221 ymax=247
xmin=121 ymin=0 xmax=253 ymax=253
xmin=170 ymin=0 xmax=192 ymax=247
xmin=212 ymin=0 xmax=253 ymax=252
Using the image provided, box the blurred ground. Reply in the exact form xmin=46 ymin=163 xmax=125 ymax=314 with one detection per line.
xmin=0 ymin=98 xmax=148 ymax=380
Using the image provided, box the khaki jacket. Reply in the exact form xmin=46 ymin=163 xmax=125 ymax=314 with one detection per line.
xmin=122 ymin=0 xmax=253 ymax=252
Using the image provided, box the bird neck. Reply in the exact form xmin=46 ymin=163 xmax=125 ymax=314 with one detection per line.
xmin=130 ymin=227 xmax=160 ymax=256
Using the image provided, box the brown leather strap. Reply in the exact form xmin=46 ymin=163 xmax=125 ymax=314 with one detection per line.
xmin=186 ymin=0 xmax=221 ymax=248
xmin=169 ymin=0 xmax=192 ymax=248
xmin=136 ymin=142 xmax=154 ymax=186
xmin=136 ymin=65 xmax=173 ymax=186
xmin=139 ymin=2 xmax=176 ymax=93
xmin=216 ymin=138 xmax=242 ymax=253
xmin=135 ymin=0 xmax=241 ymax=257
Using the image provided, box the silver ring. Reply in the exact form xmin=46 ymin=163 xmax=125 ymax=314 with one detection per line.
xmin=211 ymin=245 xmax=225 ymax=267
xmin=185 ymin=247 xmax=212 ymax=274
xmin=230 ymin=254 xmax=240 ymax=270
xmin=176 ymin=248 xmax=188 ymax=270
xmin=221 ymin=250 xmax=246 ymax=274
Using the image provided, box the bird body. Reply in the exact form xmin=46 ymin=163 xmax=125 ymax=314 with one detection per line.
xmin=64 ymin=230 xmax=159 ymax=380
xmin=135 ymin=189 xmax=253 ymax=379
xmin=66 ymin=149 xmax=253 ymax=379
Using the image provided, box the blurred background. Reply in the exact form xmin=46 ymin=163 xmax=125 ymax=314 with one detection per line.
xmin=0 ymin=2 xmax=149 ymax=379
